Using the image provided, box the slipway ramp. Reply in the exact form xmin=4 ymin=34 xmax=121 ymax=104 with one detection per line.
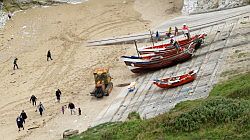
xmin=91 ymin=6 xmax=250 ymax=126
xmin=87 ymin=5 xmax=250 ymax=46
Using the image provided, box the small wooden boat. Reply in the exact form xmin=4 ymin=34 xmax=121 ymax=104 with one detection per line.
xmin=138 ymin=33 xmax=206 ymax=54
xmin=153 ymin=70 xmax=197 ymax=88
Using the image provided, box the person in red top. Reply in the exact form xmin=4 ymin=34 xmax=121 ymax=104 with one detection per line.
xmin=182 ymin=23 xmax=190 ymax=39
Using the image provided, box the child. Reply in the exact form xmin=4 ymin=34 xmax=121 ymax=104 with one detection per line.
xmin=78 ymin=108 xmax=81 ymax=115
xmin=62 ymin=106 xmax=65 ymax=114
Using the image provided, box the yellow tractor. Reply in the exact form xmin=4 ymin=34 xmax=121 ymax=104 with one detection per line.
xmin=90 ymin=68 xmax=113 ymax=98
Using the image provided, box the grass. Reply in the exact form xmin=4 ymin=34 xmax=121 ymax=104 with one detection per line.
xmin=68 ymin=72 xmax=250 ymax=140
xmin=210 ymin=72 xmax=250 ymax=99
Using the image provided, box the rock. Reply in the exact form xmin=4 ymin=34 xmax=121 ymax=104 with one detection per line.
xmin=240 ymin=21 xmax=247 ymax=24
xmin=63 ymin=129 xmax=79 ymax=138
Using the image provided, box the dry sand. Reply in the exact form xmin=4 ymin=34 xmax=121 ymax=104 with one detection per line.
xmin=0 ymin=0 xmax=183 ymax=139
xmin=135 ymin=0 xmax=183 ymax=27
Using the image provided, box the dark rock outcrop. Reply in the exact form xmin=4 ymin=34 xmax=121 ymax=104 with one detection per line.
xmin=63 ymin=129 xmax=79 ymax=138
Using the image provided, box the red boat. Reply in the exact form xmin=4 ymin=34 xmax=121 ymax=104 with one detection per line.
xmin=121 ymin=42 xmax=197 ymax=73
xmin=153 ymin=70 xmax=197 ymax=88
xmin=138 ymin=33 xmax=206 ymax=54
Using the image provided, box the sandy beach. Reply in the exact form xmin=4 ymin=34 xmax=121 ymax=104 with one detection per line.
xmin=0 ymin=0 xmax=183 ymax=139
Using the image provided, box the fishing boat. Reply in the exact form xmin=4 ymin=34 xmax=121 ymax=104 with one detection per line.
xmin=138 ymin=33 xmax=206 ymax=54
xmin=153 ymin=70 xmax=197 ymax=88
xmin=121 ymin=42 xmax=196 ymax=73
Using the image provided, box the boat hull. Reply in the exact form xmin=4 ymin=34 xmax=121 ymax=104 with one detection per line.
xmin=139 ymin=33 xmax=206 ymax=54
xmin=126 ymin=52 xmax=193 ymax=73
xmin=153 ymin=70 xmax=197 ymax=88
xmin=121 ymin=43 xmax=196 ymax=73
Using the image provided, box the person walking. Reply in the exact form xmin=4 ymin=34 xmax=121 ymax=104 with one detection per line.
xmin=155 ymin=31 xmax=160 ymax=41
xmin=68 ymin=102 xmax=75 ymax=115
xmin=8 ymin=12 xmax=12 ymax=20
xmin=47 ymin=50 xmax=53 ymax=61
xmin=174 ymin=26 xmax=178 ymax=36
xmin=166 ymin=27 xmax=172 ymax=37
xmin=20 ymin=110 xmax=27 ymax=124
xmin=170 ymin=35 xmax=180 ymax=52
xmin=16 ymin=116 xmax=24 ymax=131
xmin=78 ymin=108 xmax=81 ymax=115
xmin=37 ymin=102 xmax=45 ymax=116
xmin=182 ymin=23 xmax=190 ymax=39
xmin=62 ymin=106 xmax=65 ymax=114
xmin=56 ymin=89 xmax=62 ymax=102
xmin=30 ymin=95 xmax=37 ymax=106
xmin=13 ymin=58 xmax=18 ymax=70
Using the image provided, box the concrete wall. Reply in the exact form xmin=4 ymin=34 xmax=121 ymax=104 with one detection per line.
xmin=182 ymin=0 xmax=249 ymax=14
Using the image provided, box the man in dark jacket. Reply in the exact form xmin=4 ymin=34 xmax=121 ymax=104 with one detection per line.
xmin=20 ymin=110 xmax=27 ymax=124
xmin=155 ymin=31 xmax=160 ymax=41
xmin=30 ymin=95 xmax=37 ymax=106
xmin=16 ymin=116 xmax=24 ymax=131
xmin=47 ymin=50 xmax=53 ymax=61
xmin=37 ymin=102 xmax=45 ymax=116
xmin=68 ymin=102 xmax=75 ymax=115
xmin=13 ymin=58 xmax=18 ymax=70
xmin=56 ymin=89 xmax=62 ymax=102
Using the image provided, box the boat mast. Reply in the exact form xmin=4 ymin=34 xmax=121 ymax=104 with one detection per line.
xmin=149 ymin=29 xmax=155 ymax=47
xmin=134 ymin=40 xmax=140 ymax=57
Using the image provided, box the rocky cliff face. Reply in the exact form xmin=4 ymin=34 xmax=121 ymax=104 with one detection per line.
xmin=1 ymin=0 xmax=84 ymax=12
xmin=182 ymin=0 xmax=249 ymax=14
xmin=0 ymin=1 xmax=6 ymax=28
xmin=2 ymin=0 xmax=62 ymax=12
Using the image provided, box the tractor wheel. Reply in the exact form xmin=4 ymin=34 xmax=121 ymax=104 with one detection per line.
xmin=105 ymin=82 xmax=113 ymax=96
xmin=95 ymin=87 xmax=104 ymax=98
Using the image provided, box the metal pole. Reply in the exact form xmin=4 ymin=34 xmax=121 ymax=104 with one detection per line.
xmin=149 ymin=29 xmax=154 ymax=47
xmin=134 ymin=40 xmax=140 ymax=57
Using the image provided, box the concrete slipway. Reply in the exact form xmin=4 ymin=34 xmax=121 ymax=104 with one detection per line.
xmin=91 ymin=5 xmax=250 ymax=126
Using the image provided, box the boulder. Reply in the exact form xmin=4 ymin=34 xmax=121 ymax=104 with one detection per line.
xmin=63 ymin=129 xmax=79 ymax=138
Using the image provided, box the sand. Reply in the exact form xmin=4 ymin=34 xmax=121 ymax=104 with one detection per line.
xmin=135 ymin=0 xmax=183 ymax=28
xmin=0 ymin=0 xmax=182 ymax=139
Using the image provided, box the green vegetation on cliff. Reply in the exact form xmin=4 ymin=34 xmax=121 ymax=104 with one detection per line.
xmin=70 ymin=72 xmax=250 ymax=140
